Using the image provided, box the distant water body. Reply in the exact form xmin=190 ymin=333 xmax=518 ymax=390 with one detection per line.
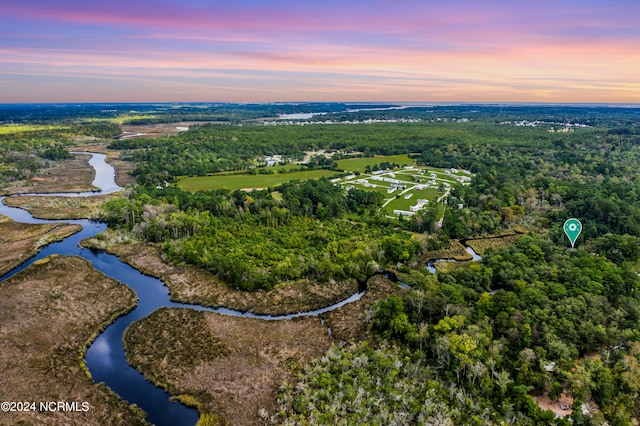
xmin=276 ymin=103 xmax=640 ymax=120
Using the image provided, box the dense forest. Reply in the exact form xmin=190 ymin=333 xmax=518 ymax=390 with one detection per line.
xmin=95 ymin=106 xmax=640 ymax=423
xmin=4 ymin=103 xmax=640 ymax=423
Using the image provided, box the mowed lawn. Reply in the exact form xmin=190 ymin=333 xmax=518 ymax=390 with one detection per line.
xmin=178 ymin=169 xmax=338 ymax=191
xmin=336 ymin=154 xmax=415 ymax=172
xmin=385 ymin=187 xmax=441 ymax=211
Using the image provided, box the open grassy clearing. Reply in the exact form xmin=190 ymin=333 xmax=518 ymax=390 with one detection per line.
xmin=418 ymin=240 xmax=473 ymax=263
xmin=0 ymin=124 xmax=68 ymax=134
xmin=398 ymin=167 xmax=459 ymax=183
xmin=465 ymin=234 xmax=524 ymax=255
xmin=345 ymin=179 xmax=392 ymax=196
xmin=178 ymin=169 xmax=337 ymax=192
xmin=0 ymin=255 xmax=145 ymax=425
xmin=0 ymin=215 xmax=81 ymax=275
xmin=335 ymin=154 xmax=415 ymax=172
xmin=382 ymin=187 xmax=441 ymax=213
xmin=208 ymin=163 xmax=313 ymax=176
xmin=124 ymin=308 xmax=333 ymax=426
xmin=81 ymin=229 xmax=359 ymax=315
xmin=83 ymin=114 xmax=159 ymax=124
xmin=432 ymin=259 xmax=478 ymax=274
xmin=389 ymin=172 xmax=418 ymax=183
xmin=435 ymin=202 xmax=446 ymax=221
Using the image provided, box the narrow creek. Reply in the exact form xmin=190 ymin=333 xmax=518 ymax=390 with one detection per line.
xmin=0 ymin=152 xmax=479 ymax=425
xmin=0 ymin=152 xmax=363 ymax=426
xmin=426 ymin=246 xmax=482 ymax=274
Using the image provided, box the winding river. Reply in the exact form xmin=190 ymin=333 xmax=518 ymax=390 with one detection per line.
xmin=426 ymin=246 xmax=482 ymax=274
xmin=0 ymin=152 xmax=364 ymax=426
xmin=0 ymin=152 xmax=479 ymax=425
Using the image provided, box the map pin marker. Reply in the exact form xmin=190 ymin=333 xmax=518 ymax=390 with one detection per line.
xmin=563 ymin=218 xmax=582 ymax=248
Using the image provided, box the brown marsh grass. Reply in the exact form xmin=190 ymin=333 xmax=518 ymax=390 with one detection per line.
xmin=0 ymin=255 xmax=146 ymax=425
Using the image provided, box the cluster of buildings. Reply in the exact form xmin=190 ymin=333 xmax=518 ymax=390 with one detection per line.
xmin=331 ymin=164 xmax=473 ymax=218
xmin=263 ymin=155 xmax=285 ymax=166
xmin=444 ymin=168 xmax=472 ymax=183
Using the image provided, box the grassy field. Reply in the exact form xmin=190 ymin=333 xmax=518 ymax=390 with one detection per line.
xmin=436 ymin=202 xmax=446 ymax=221
xmin=83 ymin=114 xmax=159 ymax=124
xmin=384 ymin=187 xmax=440 ymax=212
xmin=419 ymin=240 xmax=473 ymax=262
xmin=0 ymin=124 xmax=67 ymax=134
xmin=178 ymin=169 xmax=337 ymax=191
xmin=336 ymin=154 xmax=415 ymax=172
xmin=465 ymin=234 xmax=523 ymax=255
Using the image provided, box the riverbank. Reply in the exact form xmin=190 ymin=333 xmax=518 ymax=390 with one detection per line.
xmin=2 ymin=153 xmax=97 ymax=195
xmin=123 ymin=274 xmax=399 ymax=424
xmin=68 ymin=143 xmax=136 ymax=188
xmin=2 ymin=194 xmax=112 ymax=219
xmin=0 ymin=214 xmax=82 ymax=275
xmin=0 ymin=255 xmax=146 ymax=425
xmin=81 ymin=230 xmax=360 ymax=315
xmin=321 ymin=274 xmax=398 ymax=341
xmin=1 ymin=145 xmax=134 ymax=200
xmin=124 ymin=308 xmax=333 ymax=425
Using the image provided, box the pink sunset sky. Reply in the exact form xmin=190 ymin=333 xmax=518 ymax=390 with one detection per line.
xmin=1 ymin=0 xmax=639 ymax=103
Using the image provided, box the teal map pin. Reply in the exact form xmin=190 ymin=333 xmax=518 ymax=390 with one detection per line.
xmin=563 ymin=218 xmax=582 ymax=248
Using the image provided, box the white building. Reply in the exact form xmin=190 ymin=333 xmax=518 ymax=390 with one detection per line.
xmin=264 ymin=154 xmax=283 ymax=166
xmin=410 ymin=199 xmax=429 ymax=212
xmin=393 ymin=209 xmax=415 ymax=216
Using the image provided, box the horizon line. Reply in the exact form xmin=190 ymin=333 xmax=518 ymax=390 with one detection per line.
xmin=2 ymin=101 xmax=640 ymax=107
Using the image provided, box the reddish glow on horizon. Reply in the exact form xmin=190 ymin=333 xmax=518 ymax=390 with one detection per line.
xmin=1 ymin=0 xmax=639 ymax=103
